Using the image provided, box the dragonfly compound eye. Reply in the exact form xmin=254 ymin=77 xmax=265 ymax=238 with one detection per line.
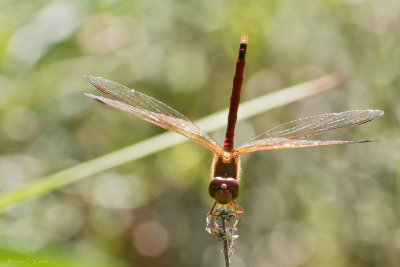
xmin=208 ymin=177 xmax=239 ymax=204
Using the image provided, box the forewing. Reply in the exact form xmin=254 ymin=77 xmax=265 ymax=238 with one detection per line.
xmin=85 ymin=75 xmax=220 ymax=153
xmin=235 ymin=110 xmax=383 ymax=155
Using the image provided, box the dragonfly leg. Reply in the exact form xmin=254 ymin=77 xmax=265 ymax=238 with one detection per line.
xmin=206 ymin=201 xmax=224 ymax=236
xmin=206 ymin=201 xmax=217 ymax=226
xmin=206 ymin=202 xmax=223 ymax=227
xmin=231 ymin=200 xmax=244 ymax=214
xmin=206 ymin=202 xmax=243 ymax=237
xmin=228 ymin=201 xmax=244 ymax=228
xmin=207 ymin=201 xmax=217 ymax=217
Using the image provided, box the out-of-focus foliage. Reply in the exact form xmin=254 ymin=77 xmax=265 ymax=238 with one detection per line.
xmin=0 ymin=0 xmax=398 ymax=266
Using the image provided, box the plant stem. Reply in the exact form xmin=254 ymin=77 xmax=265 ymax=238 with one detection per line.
xmin=221 ymin=215 xmax=230 ymax=267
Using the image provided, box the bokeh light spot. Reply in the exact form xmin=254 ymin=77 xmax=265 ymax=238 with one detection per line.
xmin=132 ymin=221 xmax=169 ymax=257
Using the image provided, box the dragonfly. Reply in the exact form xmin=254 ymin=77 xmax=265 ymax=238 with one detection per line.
xmin=85 ymin=35 xmax=383 ymax=233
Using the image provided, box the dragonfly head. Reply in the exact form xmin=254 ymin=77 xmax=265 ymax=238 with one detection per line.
xmin=208 ymin=177 xmax=239 ymax=204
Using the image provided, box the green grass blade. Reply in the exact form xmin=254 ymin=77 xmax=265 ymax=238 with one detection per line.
xmin=0 ymin=74 xmax=340 ymax=213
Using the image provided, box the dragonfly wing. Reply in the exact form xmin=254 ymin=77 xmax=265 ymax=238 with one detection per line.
xmin=235 ymin=110 xmax=383 ymax=155
xmin=236 ymin=138 xmax=374 ymax=154
xmin=85 ymin=75 xmax=221 ymax=154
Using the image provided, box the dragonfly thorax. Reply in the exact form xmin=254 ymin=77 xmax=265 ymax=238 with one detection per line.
xmin=222 ymin=151 xmax=232 ymax=163
xmin=212 ymin=154 xmax=239 ymax=179
xmin=208 ymin=177 xmax=239 ymax=204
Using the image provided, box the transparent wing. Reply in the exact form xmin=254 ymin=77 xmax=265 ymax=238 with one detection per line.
xmin=235 ymin=110 xmax=383 ymax=155
xmin=85 ymin=75 xmax=221 ymax=154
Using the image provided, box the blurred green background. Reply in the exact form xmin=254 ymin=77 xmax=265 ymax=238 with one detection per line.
xmin=0 ymin=0 xmax=398 ymax=266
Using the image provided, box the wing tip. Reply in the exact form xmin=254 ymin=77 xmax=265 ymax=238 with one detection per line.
xmin=84 ymin=92 xmax=95 ymax=98
xmin=84 ymin=75 xmax=110 ymax=94
xmin=358 ymin=139 xmax=381 ymax=143
xmin=361 ymin=109 xmax=384 ymax=121
xmin=84 ymin=74 xmax=99 ymax=85
xmin=373 ymin=109 xmax=384 ymax=117
xmin=84 ymin=93 xmax=106 ymax=104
